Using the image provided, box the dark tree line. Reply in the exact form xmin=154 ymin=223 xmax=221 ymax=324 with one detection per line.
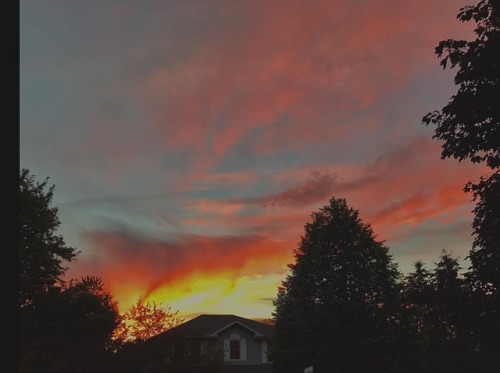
xmin=271 ymin=197 xmax=499 ymax=373
xmin=19 ymin=169 xmax=121 ymax=372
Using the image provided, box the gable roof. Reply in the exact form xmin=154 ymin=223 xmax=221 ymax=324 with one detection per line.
xmin=153 ymin=314 xmax=274 ymax=340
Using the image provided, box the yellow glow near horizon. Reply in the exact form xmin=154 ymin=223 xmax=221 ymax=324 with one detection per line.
xmin=112 ymin=284 xmax=150 ymax=314
xmin=147 ymin=272 xmax=285 ymax=320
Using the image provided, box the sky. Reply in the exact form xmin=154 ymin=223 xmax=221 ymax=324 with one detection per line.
xmin=20 ymin=0 xmax=487 ymax=322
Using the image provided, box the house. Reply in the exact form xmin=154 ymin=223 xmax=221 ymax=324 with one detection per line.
xmin=148 ymin=314 xmax=274 ymax=372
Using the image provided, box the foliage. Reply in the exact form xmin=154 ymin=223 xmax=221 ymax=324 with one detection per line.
xmin=399 ymin=251 xmax=499 ymax=372
xmin=62 ymin=276 xmax=121 ymax=353
xmin=20 ymin=276 xmax=120 ymax=373
xmin=19 ymin=169 xmax=120 ymax=372
xmin=421 ymin=2 xmax=499 ymax=369
xmin=463 ymin=172 xmax=500 ymax=371
xmin=19 ymin=168 xmax=78 ymax=308
xmin=397 ymin=261 xmax=434 ymax=372
xmin=112 ymin=305 xmax=226 ymax=372
xmin=113 ymin=296 xmax=184 ymax=343
xmin=422 ymin=0 xmax=499 ymax=169
xmin=403 ymin=260 xmax=433 ymax=308
xmin=427 ymin=251 xmax=467 ymax=352
xmin=422 ymin=0 xmax=499 ymax=291
xmin=464 ymin=171 xmax=500 ymax=288
xmin=271 ymin=197 xmax=401 ymax=373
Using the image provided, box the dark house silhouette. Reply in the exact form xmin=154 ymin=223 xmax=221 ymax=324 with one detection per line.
xmin=148 ymin=314 xmax=274 ymax=372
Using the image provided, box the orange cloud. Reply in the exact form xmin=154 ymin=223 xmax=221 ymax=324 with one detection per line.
xmin=67 ymin=229 xmax=292 ymax=315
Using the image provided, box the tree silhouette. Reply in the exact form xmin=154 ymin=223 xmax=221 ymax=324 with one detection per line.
xmin=19 ymin=169 xmax=120 ymax=373
xmin=421 ymin=2 xmax=499 ymax=368
xmin=271 ymin=197 xmax=401 ymax=373
xmin=113 ymin=296 xmax=184 ymax=343
xmin=403 ymin=260 xmax=433 ymax=309
xmin=398 ymin=260 xmax=434 ymax=372
xmin=465 ymin=172 xmax=500 ymax=290
xmin=421 ymin=0 xmax=499 ymax=289
xmin=19 ymin=168 xmax=78 ymax=308
xmin=20 ymin=276 xmax=121 ymax=372
xmin=427 ymin=251 xmax=466 ymax=356
xmin=422 ymin=0 xmax=499 ymax=169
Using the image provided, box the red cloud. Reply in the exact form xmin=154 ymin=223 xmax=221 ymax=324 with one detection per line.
xmin=66 ymin=229 xmax=293 ymax=308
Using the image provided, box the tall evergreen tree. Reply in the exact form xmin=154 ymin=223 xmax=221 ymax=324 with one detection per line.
xmin=403 ymin=260 xmax=433 ymax=309
xmin=400 ymin=252 xmax=486 ymax=372
xmin=19 ymin=168 xmax=78 ymax=308
xmin=398 ymin=261 xmax=434 ymax=373
xmin=271 ymin=198 xmax=401 ymax=373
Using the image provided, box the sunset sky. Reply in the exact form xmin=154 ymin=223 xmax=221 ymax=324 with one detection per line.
xmin=20 ymin=0 xmax=486 ymax=321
